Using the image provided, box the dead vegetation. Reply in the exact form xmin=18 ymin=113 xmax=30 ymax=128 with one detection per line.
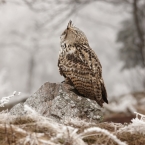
xmin=0 ymin=83 xmax=145 ymax=145
xmin=0 ymin=110 xmax=145 ymax=145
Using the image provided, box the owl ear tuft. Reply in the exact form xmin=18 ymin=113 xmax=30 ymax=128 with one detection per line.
xmin=67 ymin=20 xmax=73 ymax=29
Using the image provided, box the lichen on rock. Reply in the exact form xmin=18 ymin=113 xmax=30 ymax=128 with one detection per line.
xmin=10 ymin=82 xmax=104 ymax=123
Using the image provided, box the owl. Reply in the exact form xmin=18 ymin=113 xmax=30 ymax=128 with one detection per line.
xmin=58 ymin=20 xmax=108 ymax=107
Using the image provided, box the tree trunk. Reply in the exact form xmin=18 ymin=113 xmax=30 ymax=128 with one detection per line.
xmin=133 ymin=0 xmax=145 ymax=67
xmin=27 ymin=54 xmax=35 ymax=93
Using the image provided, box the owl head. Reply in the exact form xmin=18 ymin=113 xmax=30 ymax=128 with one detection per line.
xmin=60 ymin=20 xmax=88 ymax=45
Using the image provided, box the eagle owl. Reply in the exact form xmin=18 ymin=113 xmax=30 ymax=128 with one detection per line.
xmin=58 ymin=20 xmax=108 ymax=107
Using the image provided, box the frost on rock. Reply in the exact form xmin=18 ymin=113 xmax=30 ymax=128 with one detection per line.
xmin=10 ymin=82 xmax=103 ymax=123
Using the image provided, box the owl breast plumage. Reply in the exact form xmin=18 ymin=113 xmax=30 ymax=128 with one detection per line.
xmin=58 ymin=20 xmax=108 ymax=107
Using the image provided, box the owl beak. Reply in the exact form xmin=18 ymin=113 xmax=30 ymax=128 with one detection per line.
xmin=67 ymin=20 xmax=73 ymax=29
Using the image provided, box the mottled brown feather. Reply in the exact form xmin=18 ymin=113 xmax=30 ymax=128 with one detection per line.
xmin=58 ymin=21 xmax=108 ymax=107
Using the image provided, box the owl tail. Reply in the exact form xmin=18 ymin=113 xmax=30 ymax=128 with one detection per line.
xmin=101 ymin=81 xmax=108 ymax=104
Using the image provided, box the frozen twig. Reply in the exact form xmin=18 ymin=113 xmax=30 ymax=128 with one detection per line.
xmin=0 ymin=91 xmax=21 ymax=107
xmin=118 ymin=112 xmax=145 ymax=134
xmin=80 ymin=127 xmax=128 ymax=145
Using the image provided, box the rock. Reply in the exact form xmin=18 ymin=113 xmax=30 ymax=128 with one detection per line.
xmin=10 ymin=82 xmax=104 ymax=123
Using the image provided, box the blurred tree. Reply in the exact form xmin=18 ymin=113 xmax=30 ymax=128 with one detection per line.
xmin=117 ymin=0 xmax=145 ymax=69
xmin=1 ymin=0 xmax=144 ymax=96
xmin=0 ymin=69 xmax=11 ymax=97
xmin=0 ymin=21 xmax=54 ymax=93
xmin=0 ymin=0 xmax=5 ymax=4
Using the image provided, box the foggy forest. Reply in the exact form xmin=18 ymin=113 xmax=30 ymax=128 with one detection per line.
xmin=0 ymin=0 xmax=145 ymax=145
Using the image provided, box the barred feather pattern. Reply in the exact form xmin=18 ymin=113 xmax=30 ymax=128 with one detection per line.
xmin=58 ymin=21 xmax=108 ymax=107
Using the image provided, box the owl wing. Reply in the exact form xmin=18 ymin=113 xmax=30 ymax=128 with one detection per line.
xmin=76 ymin=44 xmax=108 ymax=105
xmin=59 ymin=44 xmax=108 ymax=106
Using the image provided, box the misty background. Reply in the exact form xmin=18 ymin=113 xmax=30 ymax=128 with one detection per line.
xmin=0 ymin=0 xmax=145 ymax=104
